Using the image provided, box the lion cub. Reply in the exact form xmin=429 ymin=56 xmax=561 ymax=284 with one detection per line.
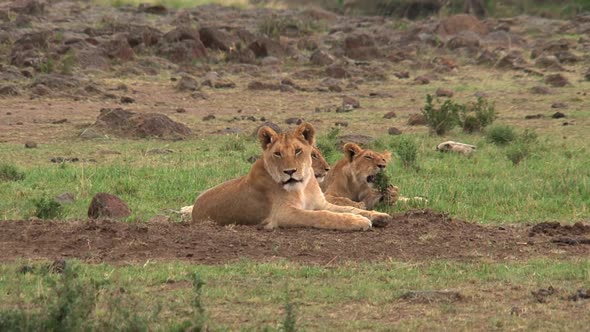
xmin=321 ymin=143 xmax=398 ymax=210
xmin=192 ymin=123 xmax=392 ymax=230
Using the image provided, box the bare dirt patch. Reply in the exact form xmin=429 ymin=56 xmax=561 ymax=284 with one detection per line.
xmin=1 ymin=210 xmax=588 ymax=264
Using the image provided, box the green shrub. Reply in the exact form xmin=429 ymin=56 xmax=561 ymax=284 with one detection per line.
xmin=486 ymin=125 xmax=517 ymax=146
xmin=392 ymin=136 xmax=418 ymax=168
xmin=506 ymin=142 xmax=530 ymax=165
xmin=459 ymin=97 xmax=497 ymax=133
xmin=258 ymin=15 xmax=323 ymax=39
xmin=0 ymin=164 xmax=25 ymax=181
xmin=316 ymin=127 xmax=340 ymax=161
xmin=421 ymin=94 xmax=462 ymax=136
xmin=33 ymin=197 xmax=63 ymax=219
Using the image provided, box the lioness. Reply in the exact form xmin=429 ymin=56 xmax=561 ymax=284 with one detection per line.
xmin=321 ymin=143 xmax=398 ymax=210
xmin=192 ymin=123 xmax=392 ymax=230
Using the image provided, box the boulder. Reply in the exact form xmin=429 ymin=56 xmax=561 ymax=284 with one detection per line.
xmin=88 ymin=193 xmax=131 ymax=219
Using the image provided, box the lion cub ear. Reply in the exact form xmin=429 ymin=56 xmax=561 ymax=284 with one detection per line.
xmin=343 ymin=143 xmax=363 ymax=162
xmin=295 ymin=122 xmax=315 ymax=146
xmin=382 ymin=151 xmax=392 ymax=162
xmin=258 ymin=126 xmax=278 ymax=150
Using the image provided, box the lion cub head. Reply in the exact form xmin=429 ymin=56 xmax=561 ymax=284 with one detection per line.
xmin=312 ymin=147 xmax=330 ymax=183
xmin=258 ymin=123 xmax=315 ymax=191
xmin=343 ymin=143 xmax=391 ymax=187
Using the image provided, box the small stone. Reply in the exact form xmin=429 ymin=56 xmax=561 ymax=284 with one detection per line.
xmin=394 ymin=71 xmax=410 ymax=79
xmin=383 ymin=111 xmax=397 ymax=119
xmin=25 ymin=141 xmax=37 ymax=148
xmin=335 ymin=121 xmax=348 ymax=127
xmin=408 ymin=113 xmax=427 ymax=126
xmin=120 ymin=96 xmax=135 ymax=104
xmin=551 ymin=102 xmax=567 ymax=109
xmin=52 ymin=119 xmax=68 ymax=124
xmin=436 ymin=88 xmax=454 ymax=97
xmin=388 ymin=127 xmax=402 ymax=135
xmin=414 ymin=76 xmax=430 ymax=84
xmin=524 ymin=114 xmax=544 ymax=120
xmin=176 ymin=108 xmax=186 ymax=113
xmin=544 ymin=73 xmax=570 ymax=87
xmin=202 ymin=114 xmax=215 ymax=121
xmin=285 ymin=117 xmax=302 ymax=125
xmin=342 ymin=96 xmax=360 ymax=109
xmin=552 ymin=112 xmax=566 ymax=119
xmin=531 ymin=86 xmax=551 ymax=95
xmin=88 ymin=193 xmax=131 ymax=219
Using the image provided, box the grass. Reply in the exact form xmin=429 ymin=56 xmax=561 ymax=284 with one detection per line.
xmin=1 ymin=259 xmax=590 ymax=331
xmin=0 ymin=129 xmax=588 ymax=223
xmin=93 ymin=0 xmax=251 ymax=9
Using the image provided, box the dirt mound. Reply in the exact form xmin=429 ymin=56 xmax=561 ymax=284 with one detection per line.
xmin=529 ymin=222 xmax=590 ymax=237
xmin=1 ymin=211 xmax=588 ymax=265
xmin=90 ymin=108 xmax=192 ymax=140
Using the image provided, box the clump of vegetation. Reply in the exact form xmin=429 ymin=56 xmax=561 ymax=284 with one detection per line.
xmin=373 ymin=171 xmax=390 ymax=194
xmin=459 ymin=97 xmax=497 ymax=133
xmin=392 ymin=136 xmax=418 ymax=169
xmin=176 ymin=273 xmax=207 ymax=331
xmin=39 ymin=57 xmax=55 ymax=74
xmin=316 ymin=127 xmax=340 ymax=161
xmin=60 ymin=50 xmax=77 ymax=75
xmin=0 ymin=164 xmax=26 ymax=181
xmin=223 ymin=135 xmax=247 ymax=152
xmin=421 ymin=94 xmax=462 ymax=136
xmin=258 ymin=15 xmax=323 ymax=39
xmin=505 ymin=129 xmax=539 ymax=165
xmin=486 ymin=125 xmax=517 ymax=146
xmin=282 ymin=283 xmax=297 ymax=332
xmin=32 ymin=197 xmax=63 ymax=219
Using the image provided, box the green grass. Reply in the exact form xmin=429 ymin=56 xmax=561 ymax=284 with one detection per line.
xmin=0 ymin=130 xmax=588 ymax=223
xmin=93 ymin=0 xmax=250 ymax=9
xmin=1 ymin=259 xmax=590 ymax=331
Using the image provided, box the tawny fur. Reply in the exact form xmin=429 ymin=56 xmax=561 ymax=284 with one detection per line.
xmin=191 ymin=123 xmax=392 ymax=230
xmin=321 ymin=143 xmax=395 ymax=210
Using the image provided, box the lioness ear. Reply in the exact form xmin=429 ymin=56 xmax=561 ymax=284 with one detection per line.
xmin=258 ymin=126 xmax=278 ymax=150
xmin=382 ymin=151 xmax=392 ymax=162
xmin=295 ymin=122 xmax=315 ymax=146
xmin=343 ymin=143 xmax=363 ymax=162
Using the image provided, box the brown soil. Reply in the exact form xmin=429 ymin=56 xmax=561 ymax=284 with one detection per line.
xmin=1 ymin=210 xmax=588 ymax=265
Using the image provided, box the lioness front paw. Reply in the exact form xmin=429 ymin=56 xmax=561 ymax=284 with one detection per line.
xmin=369 ymin=212 xmax=392 ymax=228
xmin=351 ymin=215 xmax=372 ymax=231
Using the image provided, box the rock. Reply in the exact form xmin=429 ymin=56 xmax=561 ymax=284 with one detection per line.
xmin=414 ymin=76 xmax=430 ymax=85
xmin=552 ymin=112 xmax=566 ymax=119
xmin=388 ymin=127 xmax=402 ymax=135
xmin=408 ymin=113 xmax=427 ymax=126
xmin=446 ymin=31 xmax=480 ymax=50
xmin=325 ymin=64 xmax=350 ymax=79
xmin=261 ymin=56 xmax=281 ymax=66
xmin=138 ymin=4 xmax=167 ymax=15
xmin=92 ymin=108 xmax=192 ymax=140
xmin=535 ymin=55 xmax=563 ymax=70
xmin=342 ymin=96 xmax=360 ymax=109
xmin=436 ymin=88 xmax=454 ymax=97
xmin=79 ymin=128 xmax=106 ymax=139
xmin=343 ymin=33 xmax=380 ymax=60
xmin=202 ymin=114 xmax=215 ymax=121
xmin=335 ymin=121 xmax=348 ymax=127
xmin=120 ymin=96 xmax=135 ymax=104
xmin=338 ymin=134 xmax=375 ymax=147
xmin=383 ymin=111 xmax=397 ymax=119
xmin=248 ymin=37 xmax=286 ymax=58
xmin=52 ymin=119 xmax=68 ymax=124
xmin=104 ymin=33 xmax=135 ymax=61
xmin=158 ymin=27 xmax=207 ymax=63
xmin=524 ymin=114 xmax=544 ymax=120
xmin=297 ymin=38 xmax=318 ymax=51
xmin=191 ymin=91 xmax=208 ymax=100
xmin=176 ymin=108 xmax=186 ymax=113
xmin=437 ymin=14 xmax=488 ymax=36
xmin=25 ymin=141 xmax=37 ymax=148
xmin=54 ymin=192 xmax=75 ymax=204
xmin=88 ymin=193 xmax=131 ymax=219
xmin=176 ymin=75 xmax=199 ymax=91
xmin=310 ymin=50 xmax=335 ymax=66
xmin=551 ymin=102 xmax=567 ymax=109
xmin=0 ymin=85 xmax=20 ymax=96
xmin=394 ymin=71 xmax=410 ymax=79
xmin=544 ymin=74 xmax=570 ymax=87
xmin=247 ymin=81 xmax=281 ymax=91
xmin=531 ymin=86 xmax=551 ymax=95
xmin=285 ymin=118 xmax=302 ymax=125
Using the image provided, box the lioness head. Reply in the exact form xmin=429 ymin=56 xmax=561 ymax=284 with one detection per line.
xmin=311 ymin=147 xmax=330 ymax=183
xmin=258 ymin=122 xmax=315 ymax=191
xmin=343 ymin=143 xmax=391 ymax=187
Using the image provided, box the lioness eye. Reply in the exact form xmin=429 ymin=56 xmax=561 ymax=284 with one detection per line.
xmin=311 ymin=153 xmax=318 ymax=160
xmin=364 ymin=155 xmax=373 ymax=160
xmin=273 ymin=152 xmax=282 ymax=158
xmin=295 ymin=148 xmax=302 ymax=156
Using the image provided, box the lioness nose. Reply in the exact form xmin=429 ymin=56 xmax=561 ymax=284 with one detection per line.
xmin=377 ymin=164 xmax=386 ymax=169
xmin=283 ymin=169 xmax=297 ymax=176
xmin=325 ymin=167 xmax=330 ymax=172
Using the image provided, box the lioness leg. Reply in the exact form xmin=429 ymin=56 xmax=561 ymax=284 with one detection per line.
xmin=319 ymin=201 xmax=392 ymax=227
xmin=324 ymin=194 xmax=367 ymax=209
xmin=265 ymin=208 xmax=372 ymax=231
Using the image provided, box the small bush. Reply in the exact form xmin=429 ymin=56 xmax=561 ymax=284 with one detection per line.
xmin=506 ymin=142 xmax=530 ymax=165
xmin=0 ymin=164 xmax=25 ymax=181
xmin=223 ymin=135 xmax=246 ymax=152
xmin=459 ymin=97 xmax=497 ymax=133
xmin=33 ymin=197 xmax=63 ymax=219
xmin=373 ymin=171 xmax=390 ymax=194
xmin=486 ymin=125 xmax=517 ymax=146
xmin=392 ymin=137 xmax=418 ymax=168
xmin=316 ymin=127 xmax=340 ymax=160
xmin=258 ymin=15 xmax=322 ymax=39
xmin=421 ymin=94 xmax=462 ymax=136
xmin=60 ymin=50 xmax=77 ymax=75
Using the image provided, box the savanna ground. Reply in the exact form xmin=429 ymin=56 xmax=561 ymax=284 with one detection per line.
xmin=1 ymin=0 xmax=590 ymax=330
